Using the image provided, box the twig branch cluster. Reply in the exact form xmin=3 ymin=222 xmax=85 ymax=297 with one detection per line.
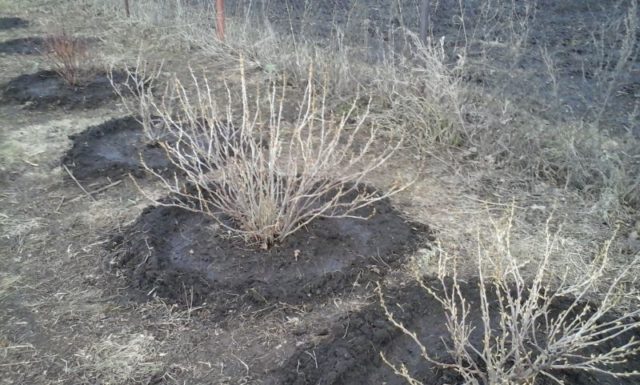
xmin=121 ymin=58 xmax=404 ymax=248
xmin=380 ymin=209 xmax=640 ymax=384
xmin=44 ymin=30 xmax=89 ymax=86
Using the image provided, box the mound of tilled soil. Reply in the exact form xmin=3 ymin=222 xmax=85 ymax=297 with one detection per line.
xmin=0 ymin=17 xmax=27 ymax=30
xmin=111 ymin=194 xmax=429 ymax=312
xmin=0 ymin=37 xmax=46 ymax=55
xmin=62 ymin=116 xmax=172 ymax=181
xmin=267 ymin=281 xmax=640 ymax=385
xmin=1 ymin=70 xmax=125 ymax=109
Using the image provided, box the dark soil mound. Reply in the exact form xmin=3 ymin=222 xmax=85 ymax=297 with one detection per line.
xmin=62 ymin=116 xmax=172 ymax=182
xmin=1 ymin=70 xmax=125 ymax=110
xmin=111 ymin=195 xmax=428 ymax=312
xmin=0 ymin=37 xmax=46 ymax=55
xmin=265 ymin=281 xmax=462 ymax=385
xmin=0 ymin=17 xmax=28 ymax=30
xmin=268 ymin=281 xmax=640 ymax=385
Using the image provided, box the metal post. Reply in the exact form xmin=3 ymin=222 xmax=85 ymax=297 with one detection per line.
xmin=124 ymin=0 xmax=131 ymax=18
xmin=419 ymin=0 xmax=430 ymax=43
xmin=216 ymin=0 xmax=225 ymax=41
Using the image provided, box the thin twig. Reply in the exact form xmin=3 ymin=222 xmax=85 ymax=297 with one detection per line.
xmin=65 ymin=180 xmax=122 ymax=204
xmin=63 ymin=165 xmax=96 ymax=202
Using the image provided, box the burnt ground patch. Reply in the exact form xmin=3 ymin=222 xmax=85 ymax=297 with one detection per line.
xmin=1 ymin=69 xmax=126 ymax=110
xmin=267 ymin=281 xmax=640 ymax=385
xmin=0 ymin=16 xmax=28 ymax=30
xmin=0 ymin=37 xmax=46 ymax=55
xmin=62 ymin=116 xmax=172 ymax=182
xmin=110 ymin=194 xmax=429 ymax=314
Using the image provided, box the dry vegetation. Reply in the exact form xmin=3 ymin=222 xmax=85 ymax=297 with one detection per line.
xmin=43 ymin=29 xmax=89 ymax=86
xmin=125 ymin=59 xmax=405 ymax=247
xmin=381 ymin=210 xmax=640 ymax=384
xmin=1 ymin=0 xmax=639 ymax=384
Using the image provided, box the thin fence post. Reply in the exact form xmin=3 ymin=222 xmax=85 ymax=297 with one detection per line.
xmin=216 ymin=0 xmax=225 ymax=41
xmin=124 ymin=0 xmax=131 ymax=18
xmin=419 ymin=0 xmax=430 ymax=42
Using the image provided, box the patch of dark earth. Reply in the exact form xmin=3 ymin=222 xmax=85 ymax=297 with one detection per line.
xmin=0 ymin=16 xmax=28 ymax=30
xmin=62 ymin=116 xmax=172 ymax=182
xmin=0 ymin=69 xmax=126 ymax=110
xmin=109 ymin=191 xmax=431 ymax=318
xmin=0 ymin=37 xmax=46 ymax=55
xmin=0 ymin=36 xmax=97 ymax=55
xmin=266 ymin=279 xmax=640 ymax=385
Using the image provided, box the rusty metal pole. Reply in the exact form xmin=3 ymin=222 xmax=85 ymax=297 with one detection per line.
xmin=124 ymin=0 xmax=131 ymax=18
xmin=215 ymin=0 xmax=225 ymax=41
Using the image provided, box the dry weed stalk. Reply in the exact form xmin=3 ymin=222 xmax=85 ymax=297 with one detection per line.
xmin=44 ymin=31 xmax=89 ymax=86
xmin=376 ymin=32 xmax=467 ymax=149
xmin=132 ymin=59 xmax=405 ymax=248
xmin=380 ymin=210 xmax=640 ymax=385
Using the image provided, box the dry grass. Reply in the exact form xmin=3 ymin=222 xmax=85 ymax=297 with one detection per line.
xmin=73 ymin=332 xmax=163 ymax=384
xmin=86 ymin=0 xmax=640 ymax=217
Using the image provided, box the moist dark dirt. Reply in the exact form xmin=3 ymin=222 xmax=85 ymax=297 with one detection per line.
xmin=0 ymin=16 xmax=28 ymax=30
xmin=111 ymin=195 xmax=430 ymax=314
xmin=1 ymin=70 xmax=125 ymax=110
xmin=0 ymin=37 xmax=46 ymax=55
xmin=62 ymin=116 xmax=172 ymax=182
xmin=267 ymin=280 xmax=640 ymax=385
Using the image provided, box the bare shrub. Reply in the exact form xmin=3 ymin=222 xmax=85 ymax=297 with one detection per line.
xmin=110 ymin=57 xmax=166 ymax=142
xmin=132 ymin=59 xmax=405 ymax=248
xmin=44 ymin=30 xmax=89 ymax=86
xmin=380 ymin=211 xmax=640 ymax=384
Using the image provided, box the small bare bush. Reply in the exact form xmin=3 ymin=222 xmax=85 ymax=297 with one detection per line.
xmin=380 ymin=212 xmax=640 ymax=385
xmin=132 ymin=59 xmax=405 ymax=248
xmin=44 ymin=30 xmax=89 ymax=86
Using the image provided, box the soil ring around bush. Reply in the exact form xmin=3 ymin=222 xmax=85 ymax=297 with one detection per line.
xmin=267 ymin=281 xmax=640 ymax=385
xmin=1 ymin=69 xmax=126 ymax=110
xmin=62 ymin=116 xmax=173 ymax=182
xmin=110 ymin=189 xmax=431 ymax=316
xmin=0 ymin=37 xmax=46 ymax=55
xmin=0 ymin=17 xmax=28 ymax=30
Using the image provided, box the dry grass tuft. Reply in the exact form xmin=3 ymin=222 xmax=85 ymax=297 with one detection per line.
xmin=73 ymin=332 xmax=162 ymax=384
